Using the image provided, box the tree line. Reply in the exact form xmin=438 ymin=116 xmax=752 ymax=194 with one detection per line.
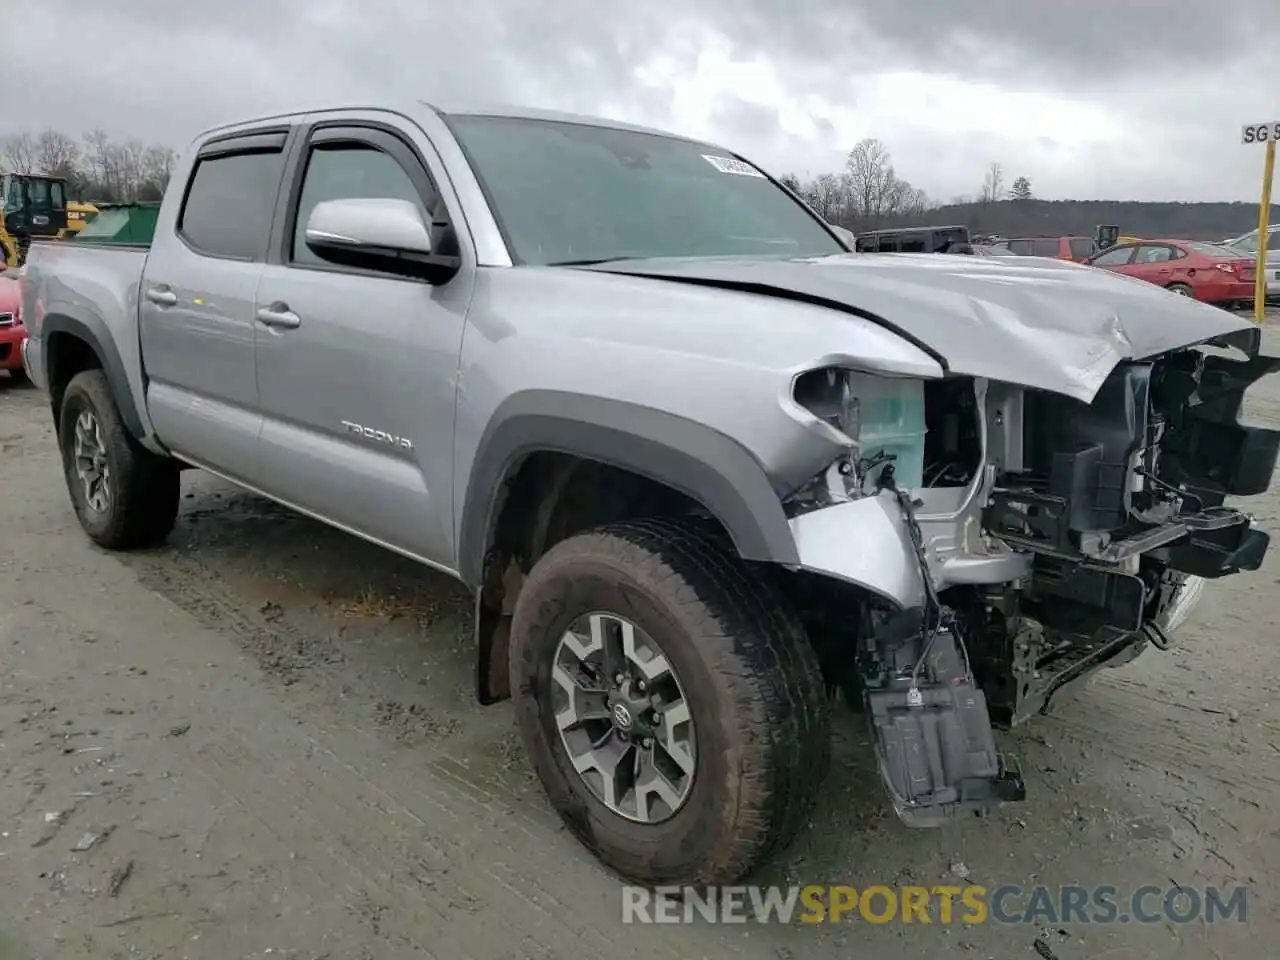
xmin=781 ymin=144 xmax=1273 ymax=241
xmin=5 ymin=125 xmax=1270 ymax=239
xmin=1 ymin=129 xmax=178 ymax=203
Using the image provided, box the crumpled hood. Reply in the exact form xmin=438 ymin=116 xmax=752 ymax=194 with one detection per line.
xmin=582 ymin=253 xmax=1262 ymax=402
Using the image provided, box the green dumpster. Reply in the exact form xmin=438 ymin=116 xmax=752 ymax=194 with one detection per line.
xmin=70 ymin=202 xmax=161 ymax=245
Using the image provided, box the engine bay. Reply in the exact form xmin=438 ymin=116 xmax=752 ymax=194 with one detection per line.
xmin=787 ymin=340 xmax=1280 ymax=827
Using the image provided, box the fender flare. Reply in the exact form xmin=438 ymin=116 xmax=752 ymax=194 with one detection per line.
xmin=456 ymin=392 xmax=801 ymax=588
xmin=40 ymin=312 xmax=147 ymax=440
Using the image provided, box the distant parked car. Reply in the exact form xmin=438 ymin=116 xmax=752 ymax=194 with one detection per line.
xmin=1222 ymin=225 xmax=1280 ymax=300
xmin=1002 ymin=236 xmax=1097 ymax=262
xmin=1083 ymin=239 xmax=1256 ymax=308
xmin=971 ymin=242 xmax=1015 ymax=256
xmin=854 ymin=224 xmax=969 ymax=252
xmin=827 ymin=223 xmax=856 ymax=247
xmin=0 ymin=275 xmax=28 ymax=384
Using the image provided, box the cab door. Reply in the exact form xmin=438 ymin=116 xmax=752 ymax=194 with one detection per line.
xmin=139 ymin=129 xmax=291 ymax=483
xmin=250 ymin=118 xmax=474 ymax=569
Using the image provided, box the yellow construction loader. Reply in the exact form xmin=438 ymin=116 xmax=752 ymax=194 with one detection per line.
xmin=1 ymin=171 xmax=98 ymax=268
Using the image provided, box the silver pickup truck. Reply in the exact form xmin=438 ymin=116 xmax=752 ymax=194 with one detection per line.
xmin=18 ymin=101 xmax=1280 ymax=886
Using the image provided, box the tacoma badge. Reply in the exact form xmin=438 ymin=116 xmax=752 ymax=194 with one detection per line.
xmin=340 ymin=420 xmax=413 ymax=450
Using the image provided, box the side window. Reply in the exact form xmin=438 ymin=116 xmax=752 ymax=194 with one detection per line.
xmin=1005 ymin=239 xmax=1034 ymax=255
xmin=1069 ymin=238 xmax=1095 ymax=259
xmin=1091 ymin=246 xmax=1135 ymax=266
xmin=292 ymin=143 xmax=430 ymax=267
xmin=856 ymin=236 xmax=876 ymax=252
xmin=1031 ymin=238 xmax=1060 ymax=257
xmin=50 ymin=181 xmax=66 ymax=210
xmin=1135 ymin=244 xmax=1172 ymax=263
xmin=877 ymin=236 xmax=898 ymax=252
xmin=1233 ymin=233 xmax=1258 ymax=253
xmin=898 ymin=234 xmax=926 ymax=253
xmin=179 ymin=149 xmax=286 ymax=260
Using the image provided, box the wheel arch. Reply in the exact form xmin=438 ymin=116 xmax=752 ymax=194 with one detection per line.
xmin=460 ymin=392 xmax=802 ymax=704
xmin=41 ymin=312 xmax=146 ymax=441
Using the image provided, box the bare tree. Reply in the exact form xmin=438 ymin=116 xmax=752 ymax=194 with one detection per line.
xmin=34 ymin=130 xmax=80 ymax=177
xmin=980 ymin=162 xmax=1006 ymax=204
xmin=777 ymin=172 xmax=803 ymax=194
xmin=2 ymin=133 xmax=38 ymax=173
xmin=844 ymin=138 xmax=898 ymax=221
xmin=140 ymin=145 xmax=177 ymax=198
xmin=808 ymin=172 xmax=849 ymax=223
xmin=82 ymin=129 xmax=119 ymax=198
xmin=899 ymin=185 xmax=931 ymax=216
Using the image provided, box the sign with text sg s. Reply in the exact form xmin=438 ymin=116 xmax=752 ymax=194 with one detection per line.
xmin=1241 ymin=121 xmax=1280 ymax=144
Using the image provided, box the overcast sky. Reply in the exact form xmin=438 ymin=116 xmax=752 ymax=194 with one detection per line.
xmin=4 ymin=0 xmax=1277 ymax=204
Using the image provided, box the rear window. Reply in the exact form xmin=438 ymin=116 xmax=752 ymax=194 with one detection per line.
xmin=178 ymin=149 xmax=286 ymax=260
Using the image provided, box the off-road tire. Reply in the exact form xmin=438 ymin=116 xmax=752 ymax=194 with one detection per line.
xmin=58 ymin=369 xmax=180 ymax=549
xmin=510 ymin=518 xmax=831 ymax=886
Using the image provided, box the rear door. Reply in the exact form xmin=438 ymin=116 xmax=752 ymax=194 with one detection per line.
xmin=139 ymin=128 xmax=291 ymax=482
xmin=1129 ymin=243 xmax=1177 ymax=285
xmin=250 ymin=116 xmax=474 ymax=569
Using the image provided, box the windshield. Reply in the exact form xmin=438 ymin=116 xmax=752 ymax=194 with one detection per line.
xmin=445 ymin=115 xmax=845 ymax=265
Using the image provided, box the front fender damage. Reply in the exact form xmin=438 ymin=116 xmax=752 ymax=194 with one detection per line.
xmin=782 ymin=342 xmax=1280 ymax=829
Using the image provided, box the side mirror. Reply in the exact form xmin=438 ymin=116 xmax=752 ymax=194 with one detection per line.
xmin=304 ymin=198 xmax=461 ymax=283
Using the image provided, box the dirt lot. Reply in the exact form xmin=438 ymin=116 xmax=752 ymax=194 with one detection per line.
xmin=3 ymin=322 xmax=1280 ymax=959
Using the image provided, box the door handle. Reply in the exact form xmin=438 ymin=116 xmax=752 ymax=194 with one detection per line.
xmin=256 ymin=303 xmax=301 ymax=329
xmin=145 ymin=286 xmax=178 ymax=306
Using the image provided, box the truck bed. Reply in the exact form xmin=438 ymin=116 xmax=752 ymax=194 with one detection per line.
xmin=21 ymin=241 xmax=157 ymax=446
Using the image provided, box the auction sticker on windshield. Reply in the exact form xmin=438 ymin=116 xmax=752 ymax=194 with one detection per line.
xmin=702 ymin=155 xmax=766 ymax=177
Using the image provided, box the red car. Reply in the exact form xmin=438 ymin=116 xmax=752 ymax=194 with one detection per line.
xmin=1083 ymin=239 xmax=1255 ymax=308
xmin=0 ymin=276 xmax=28 ymax=384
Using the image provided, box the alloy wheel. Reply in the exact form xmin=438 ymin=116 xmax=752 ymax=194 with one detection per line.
xmin=551 ymin=611 xmax=696 ymax=823
xmin=72 ymin=409 xmax=112 ymax=514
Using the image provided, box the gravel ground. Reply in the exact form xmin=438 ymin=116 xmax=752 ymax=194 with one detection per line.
xmin=2 ymin=319 xmax=1280 ymax=959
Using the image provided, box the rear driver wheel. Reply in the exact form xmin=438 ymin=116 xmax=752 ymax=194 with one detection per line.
xmin=510 ymin=518 xmax=830 ymax=885
xmin=1167 ymin=283 xmax=1194 ymax=298
xmin=58 ymin=369 xmax=181 ymax=549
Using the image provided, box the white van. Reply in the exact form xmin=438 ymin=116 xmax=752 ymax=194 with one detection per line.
xmin=1225 ymin=225 xmax=1280 ymax=298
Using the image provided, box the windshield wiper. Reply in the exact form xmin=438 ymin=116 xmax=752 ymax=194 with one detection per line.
xmin=548 ymin=256 xmax=646 ymax=266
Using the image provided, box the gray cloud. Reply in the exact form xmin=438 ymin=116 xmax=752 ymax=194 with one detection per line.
xmin=3 ymin=0 xmax=1277 ymax=202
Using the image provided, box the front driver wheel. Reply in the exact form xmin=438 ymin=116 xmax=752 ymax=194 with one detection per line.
xmin=510 ymin=518 xmax=830 ymax=886
xmin=58 ymin=369 xmax=180 ymax=549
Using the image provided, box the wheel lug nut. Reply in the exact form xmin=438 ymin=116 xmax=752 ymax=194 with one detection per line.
xmin=651 ymin=712 xmax=662 ymax=724
xmin=636 ymin=679 xmax=646 ymax=692
xmin=641 ymin=737 xmax=653 ymax=749
xmin=614 ymin=672 xmax=625 ymax=686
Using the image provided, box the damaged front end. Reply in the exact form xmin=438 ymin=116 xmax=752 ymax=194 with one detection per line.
xmin=782 ymin=329 xmax=1280 ymax=827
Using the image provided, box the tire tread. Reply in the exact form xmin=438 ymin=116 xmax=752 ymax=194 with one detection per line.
xmin=59 ymin=369 xmax=179 ymax=550
xmin=513 ymin=516 xmax=830 ymax=885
